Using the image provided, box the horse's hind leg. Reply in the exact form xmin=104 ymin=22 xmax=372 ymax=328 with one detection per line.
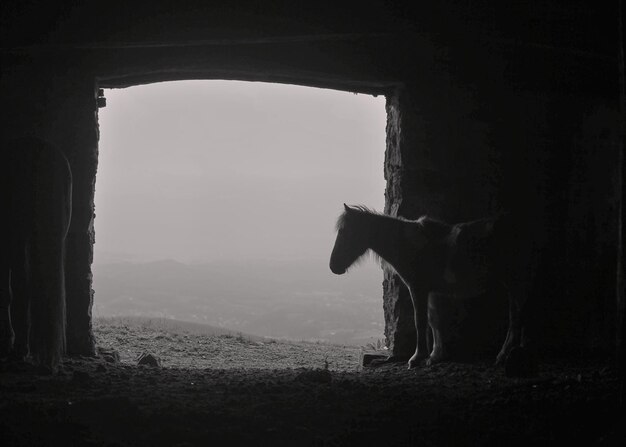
xmin=426 ymin=292 xmax=450 ymax=365
xmin=496 ymin=287 xmax=523 ymax=365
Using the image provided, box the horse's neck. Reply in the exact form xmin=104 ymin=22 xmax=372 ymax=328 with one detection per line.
xmin=366 ymin=215 xmax=412 ymax=274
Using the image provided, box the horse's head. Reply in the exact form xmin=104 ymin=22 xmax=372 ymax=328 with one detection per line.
xmin=330 ymin=204 xmax=369 ymax=275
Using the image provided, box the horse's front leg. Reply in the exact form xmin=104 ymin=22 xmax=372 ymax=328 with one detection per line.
xmin=408 ymin=287 xmax=429 ymax=369
xmin=426 ymin=292 xmax=449 ymax=365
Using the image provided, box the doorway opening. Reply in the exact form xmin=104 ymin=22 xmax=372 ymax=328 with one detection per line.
xmin=93 ymin=80 xmax=387 ymax=364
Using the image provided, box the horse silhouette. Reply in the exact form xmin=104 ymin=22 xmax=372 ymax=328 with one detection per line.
xmin=330 ymin=204 xmax=535 ymax=369
xmin=1 ymin=137 xmax=72 ymax=370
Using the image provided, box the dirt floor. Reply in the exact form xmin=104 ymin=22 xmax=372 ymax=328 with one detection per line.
xmin=0 ymin=318 xmax=624 ymax=446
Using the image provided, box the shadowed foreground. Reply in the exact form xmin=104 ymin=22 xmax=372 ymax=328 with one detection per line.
xmin=0 ymin=319 xmax=623 ymax=446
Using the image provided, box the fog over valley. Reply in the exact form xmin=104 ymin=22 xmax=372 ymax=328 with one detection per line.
xmin=92 ymin=256 xmax=385 ymax=345
xmin=93 ymin=81 xmax=387 ymax=345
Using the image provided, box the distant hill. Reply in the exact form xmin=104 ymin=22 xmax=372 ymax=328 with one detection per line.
xmin=94 ymin=315 xmax=266 ymax=342
xmin=92 ymin=257 xmax=385 ymax=346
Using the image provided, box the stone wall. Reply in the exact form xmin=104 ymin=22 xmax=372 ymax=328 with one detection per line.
xmin=1 ymin=2 xmax=621 ymax=362
xmin=1 ymin=56 xmax=100 ymax=355
xmin=381 ymin=41 xmax=621 ymax=359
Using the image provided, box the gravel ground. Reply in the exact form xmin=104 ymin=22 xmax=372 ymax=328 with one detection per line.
xmin=93 ymin=317 xmax=362 ymax=371
xmin=0 ymin=318 xmax=624 ymax=446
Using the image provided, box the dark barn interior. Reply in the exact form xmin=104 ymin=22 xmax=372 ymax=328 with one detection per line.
xmin=1 ymin=1 xmax=625 ymax=445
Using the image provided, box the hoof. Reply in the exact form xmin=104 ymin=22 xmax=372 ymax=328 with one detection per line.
xmin=408 ymin=354 xmax=427 ymax=369
xmin=495 ymin=351 xmax=508 ymax=367
xmin=425 ymin=354 xmax=446 ymax=366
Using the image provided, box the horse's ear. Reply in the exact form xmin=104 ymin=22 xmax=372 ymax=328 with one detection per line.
xmin=344 ymin=203 xmax=351 ymax=212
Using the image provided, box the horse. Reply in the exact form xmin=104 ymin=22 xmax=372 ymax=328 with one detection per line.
xmin=0 ymin=136 xmax=72 ymax=371
xmin=330 ymin=204 xmax=535 ymax=369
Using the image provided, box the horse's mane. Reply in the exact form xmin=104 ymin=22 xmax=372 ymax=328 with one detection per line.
xmin=416 ymin=215 xmax=452 ymax=240
xmin=348 ymin=204 xmax=377 ymax=214
xmin=335 ymin=205 xmax=381 ymax=230
xmin=337 ymin=205 xmax=452 ymax=239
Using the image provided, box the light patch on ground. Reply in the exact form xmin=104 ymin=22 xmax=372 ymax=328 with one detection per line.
xmin=94 ymin=316 xmax=362 ymax=370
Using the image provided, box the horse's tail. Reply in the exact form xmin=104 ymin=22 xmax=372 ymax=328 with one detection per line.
xmin=27 ymin=139 xmax=71 ymax=369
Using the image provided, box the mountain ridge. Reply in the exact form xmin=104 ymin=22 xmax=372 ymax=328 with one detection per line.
xmin=92 ymin=257 xmax=385 ymax=346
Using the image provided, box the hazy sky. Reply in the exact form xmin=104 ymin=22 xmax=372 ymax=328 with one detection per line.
xmin=95 ymin=80 xmax=386 ymax=264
